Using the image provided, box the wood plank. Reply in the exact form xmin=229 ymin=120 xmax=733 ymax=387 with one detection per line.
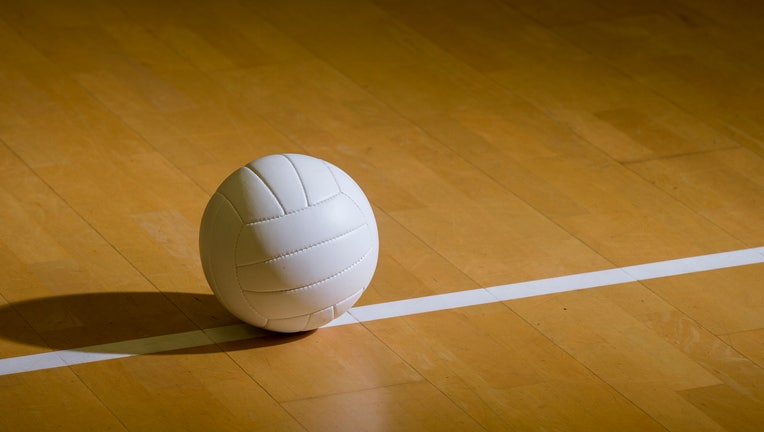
xmin=639 ymin=264 xmax=764 ymax=336
xmin=366 ymin=302 xmax=668 ymax=431
xmin=221 ymin=324 xmax=422 ymax=402
xmin=71 ymin=345 xmax=302 ymax=431
xmin=282 ymin=381 xmax=484 ymax=432
xmin=628 ymin=148 xmax=764 ymax=246
xmin=0 ymin=368 xmax=125 ymax=431
xmin=510 ymin=285 xmax=726 ymax=430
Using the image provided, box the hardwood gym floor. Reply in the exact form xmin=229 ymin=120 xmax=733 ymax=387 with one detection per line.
xmin=0 ymin=0 xmax=763 ymax=430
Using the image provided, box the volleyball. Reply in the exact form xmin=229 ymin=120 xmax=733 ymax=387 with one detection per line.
xmin=199 ymin=154 xmax=379 ymax=332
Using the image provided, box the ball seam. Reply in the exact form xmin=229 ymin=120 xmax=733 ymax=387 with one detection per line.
xmin=326 ymin=163 xmax=375 ymax=243
xmin=241 ymin=192 xmax=343 ymax=226
xmin=213 ymin=191 xmax=243 ymax=223
xmin=244 ymin=165 xmax=286 ymax=215
xmin=234 ymin=219 xmax=269 ymax=322
xmin=235 ymin=223 xmax=368 ymax=267
xmin=281 ymin=154 xmax=309 ymax=207
xmin=203 ymin=192 xmax=269 ymax=326
xmin=242 ymin=245 xmax=374 ymax=295
xmin=324 ymin=160 xmax=342 ymax=191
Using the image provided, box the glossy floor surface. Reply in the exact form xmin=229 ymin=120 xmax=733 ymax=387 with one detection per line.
xmin=0 ymin=0 xmax=763 ymax=430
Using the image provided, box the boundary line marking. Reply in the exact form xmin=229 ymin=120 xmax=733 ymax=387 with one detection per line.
xmin=1 ymin=246 xmax=762 ymax=376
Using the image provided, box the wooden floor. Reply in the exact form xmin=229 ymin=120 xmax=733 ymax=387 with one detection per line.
xmin=1 ymin=0 xmax=763 ymax=430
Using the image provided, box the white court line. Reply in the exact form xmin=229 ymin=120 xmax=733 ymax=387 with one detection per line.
xmin=1 ymin=246 xmax=762 ymax=376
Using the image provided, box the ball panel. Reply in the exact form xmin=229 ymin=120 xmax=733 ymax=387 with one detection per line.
xmin=329 ymin=164 xmax=379 ymax=243
xmin=199 ymin=192 xmax=268 ymax=328
xmin=262 ymin=284 xmax=364 ymax=332
xmin=265 ymin=314 xmax=312 ymax=333
xmin=235 ymin=193 xmax=365 ymax=266
xmin=304 ymin=305 xmax=335 ymax=330
xmin=247 ymin=155 xmax=307 ymax=213
xmin=283 ymin=154 xmax=340 ymax=206
xmin=241 ymin=246 xmax=377 ymax=320
xmin=236 ymin=224 xmax=373 ymax=293
xmin=219 ymin=166 xmax=284 ymax=222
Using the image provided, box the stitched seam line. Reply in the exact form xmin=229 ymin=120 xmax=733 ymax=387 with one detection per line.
xmin=282 ymin=154 xmax=309 ymax=207
xmin=324 ymin=161 xmax=341 ymax=191
xmin=245 ymin=165 xmax=286 ymax=215
xmin=271 ymin=288 xmax=363 ymax=330
xmin=236 ymin=224 xmax=368 ymax=267
xmin=323 ymin=165 xmax=370 ymax=227
xmin=212 ymin=192 xmax=267 ymax=323
xmin=215 ymin=191 xmax=242 ymax=222
xmin=242 ymin=246 xmax=373 ymax=294
xmin=242 ymin=192 xmax=343 ymax=225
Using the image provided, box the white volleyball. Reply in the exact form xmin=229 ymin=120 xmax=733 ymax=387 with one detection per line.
xmin=199 ymin=154 xmax=379 ymax=332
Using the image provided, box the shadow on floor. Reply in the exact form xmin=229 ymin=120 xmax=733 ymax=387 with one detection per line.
xmin=0 ymin=291 xmax=312 ymax=354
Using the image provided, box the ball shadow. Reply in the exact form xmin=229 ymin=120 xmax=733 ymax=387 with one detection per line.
xmin=0 ymin=291 xmax=312 ymax=355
